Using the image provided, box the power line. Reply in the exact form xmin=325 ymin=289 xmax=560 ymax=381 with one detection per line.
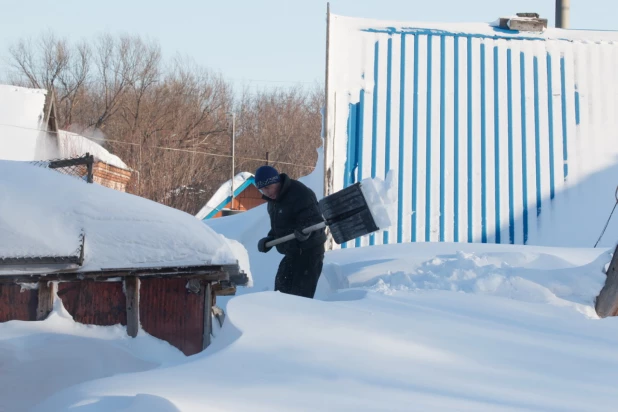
xmin=0 ymin=123 xmax=316 ymax=169
xmin=2 ymin=68 xmax=321 ymax=87
xmin=227 ymin=78 xmax=321 ymax=85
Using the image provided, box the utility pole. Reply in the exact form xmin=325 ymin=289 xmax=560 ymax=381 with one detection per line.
xmin=556 ymin=0 xmax=570 ymax=28
xmin=229 ymin=112 xmax=236 ymax=209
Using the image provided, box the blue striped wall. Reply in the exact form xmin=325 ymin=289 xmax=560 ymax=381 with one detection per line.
xmin=334 ymin=27 xmax=599 ymax=246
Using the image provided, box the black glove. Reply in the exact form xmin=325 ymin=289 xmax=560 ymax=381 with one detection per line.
xmin=294 ymin=229 xmax=311 ymax=242
xmin=258 ymin=237 xmax=274 ymax=253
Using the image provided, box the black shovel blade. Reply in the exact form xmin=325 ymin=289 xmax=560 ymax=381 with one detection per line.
xmin=318 ymin=183 xmax=380 ymax=244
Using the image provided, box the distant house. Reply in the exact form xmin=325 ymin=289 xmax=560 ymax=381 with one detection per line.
xmin=0 ymin=84 xmax=132 ymax=192
xmin=57 ymin=130 xmax=133 ymax=192
xmin=196 ymin=172 xmax=267 ymax=220
xmin=0 ymin=84 xmax=58 ymax=161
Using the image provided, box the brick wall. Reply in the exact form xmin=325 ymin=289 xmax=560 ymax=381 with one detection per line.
xmin=92 ymin=162 xmax=132 ymax=192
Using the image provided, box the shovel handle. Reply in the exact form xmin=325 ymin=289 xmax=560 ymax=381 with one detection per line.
xmin=265 ymin=221 xmax=327 ymax=248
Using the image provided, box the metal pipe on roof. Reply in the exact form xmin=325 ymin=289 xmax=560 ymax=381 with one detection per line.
xmin=556 ymin=0 xmax=570 ymax=28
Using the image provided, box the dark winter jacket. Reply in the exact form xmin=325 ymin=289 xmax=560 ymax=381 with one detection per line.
xmin=264 ymin=174 xmax=327 ymax=255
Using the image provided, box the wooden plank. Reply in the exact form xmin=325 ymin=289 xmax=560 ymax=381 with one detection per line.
xmin=595 ymin=244 xmax=618 ymax=317
xmin=36 ymin=281 xmax=55 ymax=320
xmin=212 ymin=282 xmax=237 ymax=296
xmin=203 ymin=282 xmax=212 ymax=350
xmin=140 ymin=277 xmax=205 ymax=356
xmin=48 ymin=154 xmax=92 ymax=169
xmin=57 ymin=281 xmax=126 ymax=326
xmin=0 ymin=265 xmax=234 ymax=284
xmin=125 ymin=276 xmax=139 ymax=337
xmin=0 ymin=284 xmax=37 ymax=321
xmin=507 ymin=18 xmax=547 ymax=32
xmin=212 ymin=305 xmax=225 ymax=328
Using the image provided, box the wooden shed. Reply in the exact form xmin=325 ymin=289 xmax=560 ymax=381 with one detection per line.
xmin=212 ymin=183 xmax=266 ymax=218
xmin=57 ymin=129 xmax=133 ymax=192
xmin=0 ymin=159 xmax=249 ymax=356
xmin=0 ymin=258 xmax=246 ymax=356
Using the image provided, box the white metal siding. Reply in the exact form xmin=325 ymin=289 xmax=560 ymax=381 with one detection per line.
xmin=326 ymin=16 xmax=618 ymax=247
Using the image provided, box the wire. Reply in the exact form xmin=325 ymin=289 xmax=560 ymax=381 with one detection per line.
xmin=594 ymin=185 xmax=618 ymax=248
xmin=0 ymin=122 xmax=316 ymax=169
xmin=226 ymin=77 xmax=320 ymax=85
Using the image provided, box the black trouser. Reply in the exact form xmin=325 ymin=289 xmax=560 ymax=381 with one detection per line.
xmin=274 ymin=245 xmax=325 ymax=299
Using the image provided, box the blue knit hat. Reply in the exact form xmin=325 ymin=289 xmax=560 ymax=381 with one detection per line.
xmin=254 ymin=165 xmax=280 ymax=189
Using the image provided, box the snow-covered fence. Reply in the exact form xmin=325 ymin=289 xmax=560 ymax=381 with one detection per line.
xmin=324 ymin=13 xmax=618 ymax=247
xmin=30 ymin=153 xmax=94 ymax=183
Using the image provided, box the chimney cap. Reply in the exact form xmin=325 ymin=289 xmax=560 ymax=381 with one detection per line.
xmin=498 ymin=13 xmax=547 ymax=32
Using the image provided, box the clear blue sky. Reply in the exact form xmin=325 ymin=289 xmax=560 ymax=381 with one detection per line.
xmin=1 ymin=0 xmax=615 ymax=92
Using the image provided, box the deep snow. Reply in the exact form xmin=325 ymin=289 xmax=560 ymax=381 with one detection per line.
xmin=3 ymin=240 xmax=617 ymax=411
xmin=0 ymin=160 xmax=250 ymax=278
xmin=3 ymin=14 xmax=618 ymax=411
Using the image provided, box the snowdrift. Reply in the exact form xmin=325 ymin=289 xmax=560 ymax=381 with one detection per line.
xmin=8 ymin=241 xmax=618 ymax=411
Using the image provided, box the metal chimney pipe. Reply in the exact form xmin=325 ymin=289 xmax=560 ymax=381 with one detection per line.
xmin=556 ymin=0 xmax=570 ymax=28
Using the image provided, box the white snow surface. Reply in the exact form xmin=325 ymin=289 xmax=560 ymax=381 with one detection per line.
xmin=4 ymin=142 xmax=618 ymax=411
xmin=360 ymin=171 xmax=397 ymax=231
xmin=0 ymin=84 xmax=53 ymax=161
xmin=57 ymin=130 xmax=129 ymax=170
xmin=0 ymin=160 xmax=249 ymax=275
xmin=332 ymin=13 xmax=618 ymax=42
xmin=3 ymin=239 xmax=617 ymax=411
xmin=195 ymin=172 xmax=254 ymax=220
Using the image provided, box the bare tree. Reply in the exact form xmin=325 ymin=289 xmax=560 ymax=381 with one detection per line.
xmin=235 ymin=84 xmax=323 ymax=180
xmin=5 ymin=32 xmax=323 ymax=216
xmin=7 ymin=31 xmax=91 ymax=127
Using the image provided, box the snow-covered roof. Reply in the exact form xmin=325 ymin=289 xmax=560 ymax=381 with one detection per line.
xmin=333 ymin=13 xmax=618 ymax=42
xmin=57 ymin=130 xmax=129 ymax=170
xmin=0 ymin=85 xmax=49 ymax=161
xmin=0 ymin=160 xmax=250 ymax=278
xmin=196 ymin=172 xmax=255 ymax=220
xmin=0 ymin=85 xmax=128 ymax=169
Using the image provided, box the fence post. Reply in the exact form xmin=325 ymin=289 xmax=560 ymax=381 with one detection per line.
xmin=125 ymin=276 xmax=140 ymax=337
xmin=86 ymin=153 xmax=94 ymax=183
xmin=203 ymin=282 xmax=212 ymax=349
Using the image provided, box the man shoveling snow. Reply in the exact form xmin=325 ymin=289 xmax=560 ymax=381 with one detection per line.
xmin=255 ymin=166 xmax=327 ymax=299
xmin=254 ymin=164 xmax=394 ymax=299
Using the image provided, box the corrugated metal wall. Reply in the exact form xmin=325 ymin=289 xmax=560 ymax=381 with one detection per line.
xmin=0 ymin=285 xmax=37 ymax=321
xmin=329 ymin=23 xmax=618 ymax=246
xmin=58 ymin=281 xmax=127 ymax=325
xmin=140 ymin=278 xmax=206 ymax=356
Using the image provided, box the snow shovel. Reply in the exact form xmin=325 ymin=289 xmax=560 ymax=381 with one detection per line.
xmin=264 ymin=182 xmax=382 ymax=248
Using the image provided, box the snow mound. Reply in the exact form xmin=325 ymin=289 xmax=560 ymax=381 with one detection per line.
xmin=29 ymin=289 xmax=618 ymax=412
xmin=320 ymin=242 xmax=610 ymax=317
xmin=0 ymin=298 xmax=184 ymax=412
